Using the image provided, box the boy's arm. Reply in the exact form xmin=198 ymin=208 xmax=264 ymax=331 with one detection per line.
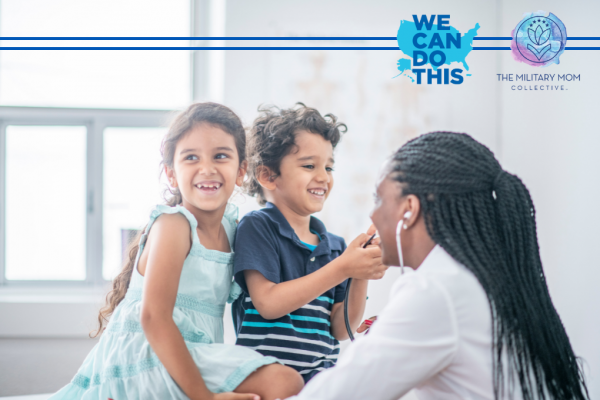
xmin=329 ymin=278 xmax=369 ymax=341
xmin=245 ymin=234 xmax=385 ymax=320
xmin=329 ymin=235 xmax=381 ymax=340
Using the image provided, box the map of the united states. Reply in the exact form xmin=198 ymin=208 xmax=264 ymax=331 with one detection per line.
xmin=395 ymin=17 xmax=480 ymax=81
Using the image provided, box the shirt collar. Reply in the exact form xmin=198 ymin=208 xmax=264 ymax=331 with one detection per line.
xmin=263 ymin=202 xmax=342 ymax=253
xmin=416 ymin=244 xmax=463 ymax=274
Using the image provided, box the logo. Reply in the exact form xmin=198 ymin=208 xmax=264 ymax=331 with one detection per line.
xmin=511 ymin=12 xmax=567 ymax=67
xmin=395 ymin=15 xmax=480 ymax=84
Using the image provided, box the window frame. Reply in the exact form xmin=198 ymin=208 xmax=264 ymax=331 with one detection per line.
xmin=0 ymin=0 xmax=222 ymax=287
xmin=0 ymin=106 xmax=174 ymax=287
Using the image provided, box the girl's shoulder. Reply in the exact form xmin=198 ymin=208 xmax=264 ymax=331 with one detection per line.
xmin=151 ymin=212 xmax=191 ymax=233
xmin=144 ymin=204 xmax=198 ymax=243
xmin=149 ymin=204 xmax=197 ymax=227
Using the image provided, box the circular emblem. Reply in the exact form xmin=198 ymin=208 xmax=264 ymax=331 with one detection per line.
xmin=511 ymin=12 xmax=567 ymax=67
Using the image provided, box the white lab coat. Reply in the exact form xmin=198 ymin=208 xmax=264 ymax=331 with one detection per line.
xmin=287 ymin=245 xmax=495 ymax=400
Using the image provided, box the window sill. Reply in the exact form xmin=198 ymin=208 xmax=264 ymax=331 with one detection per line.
xmin=0 ymin=286 xmax=109 ymax=338
xmin=0 ymin=285 xmax=108 ymax=304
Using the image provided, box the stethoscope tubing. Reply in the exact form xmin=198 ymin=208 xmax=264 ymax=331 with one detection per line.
xmin=344 ymin=232 xmax=377 ymax=341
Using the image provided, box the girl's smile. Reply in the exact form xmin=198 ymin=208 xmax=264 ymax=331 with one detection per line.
xmin=195 ymin=180 xmax=224 ymax=194
xmin=166 ymin=123 xmax=246 ymax=214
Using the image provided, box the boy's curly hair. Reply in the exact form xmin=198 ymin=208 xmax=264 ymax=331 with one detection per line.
xmin=245 ymin=103 xmax=347 ymax=205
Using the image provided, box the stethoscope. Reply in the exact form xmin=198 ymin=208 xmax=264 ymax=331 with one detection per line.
xmin=343 ymin=211 xmax=412 ymax=341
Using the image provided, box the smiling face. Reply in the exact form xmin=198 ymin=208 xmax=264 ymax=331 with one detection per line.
xmin=370 ymin=176 xmax=404 ymax=266
xmin=166 ymin=123 xmax=246 ymax=213
xmin=268 ymin=130 xmax=335 ymax=216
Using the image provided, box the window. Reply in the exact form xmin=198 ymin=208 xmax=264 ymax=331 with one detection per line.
xmin=0 ymin=0 xmax=223 ymax=286
xmin=0 ymin=0 xmax=191 ymax=110
xmin=0 ymin=108 xmax=174 ymax=285
xmin=5 ymin=126 xmax=87 ymax=280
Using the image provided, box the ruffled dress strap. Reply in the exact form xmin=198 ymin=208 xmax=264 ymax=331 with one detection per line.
xmin=145 ymin=204 xmax=199 ymax=244
xmin=222 ymin=202 xmax=239 ymax=246
xmin=140 ymin=203 xmax=234 ymax=252
xmin=130 ymin=203 xmax=242 ymax=302
xmin=129 ymin=204 xmax=200 ymax=289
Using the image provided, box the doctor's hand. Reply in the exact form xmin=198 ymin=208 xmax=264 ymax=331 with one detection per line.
xmin=338 ymin=225 xmax=388 ymax=280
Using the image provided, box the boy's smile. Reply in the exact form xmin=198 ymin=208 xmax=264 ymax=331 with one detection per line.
xmin=267 ymin=130 xmax=335 ymax=217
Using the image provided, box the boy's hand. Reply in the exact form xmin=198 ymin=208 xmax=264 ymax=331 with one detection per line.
xmin=338 ymin=225 xmax=387 ymax=280
xmin=357 ymin=316 xmax=377 ymax=333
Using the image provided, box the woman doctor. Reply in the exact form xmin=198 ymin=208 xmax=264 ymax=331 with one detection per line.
xmin=287 ymin=132 xmax=588 ymax=400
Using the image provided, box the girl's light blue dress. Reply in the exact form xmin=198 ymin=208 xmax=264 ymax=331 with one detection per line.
xmin=50 ymin=204 xmax=279 ymax=399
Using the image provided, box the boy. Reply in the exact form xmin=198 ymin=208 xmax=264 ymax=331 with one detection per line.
xmin=233 ymin=104 xmax=386 ymax=381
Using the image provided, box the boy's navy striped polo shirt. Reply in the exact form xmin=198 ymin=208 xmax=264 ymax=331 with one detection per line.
xmin=232 ymin=202 xmax=348 ymax=382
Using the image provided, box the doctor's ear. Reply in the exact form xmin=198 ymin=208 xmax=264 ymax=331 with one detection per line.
xmin=401 ymin=195 xmax=421 ymax=229
xmin=256 ymin=166 xmax=278 ymax=191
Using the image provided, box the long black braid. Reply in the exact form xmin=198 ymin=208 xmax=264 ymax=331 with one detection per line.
xmin=388 ymin=132 xmax=588 ymax=400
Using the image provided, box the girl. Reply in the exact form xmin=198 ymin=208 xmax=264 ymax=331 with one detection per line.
xmin=50 ymin=103 xmax=304 ymax=400
xmin=288 ymin=131 xmax=589 ymax=400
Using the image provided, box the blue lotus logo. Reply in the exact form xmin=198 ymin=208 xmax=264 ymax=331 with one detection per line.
xmin=528 ymin=24 xmax=551 ymax=58
xmin=511 ymin=12 xmax=567 ymax=67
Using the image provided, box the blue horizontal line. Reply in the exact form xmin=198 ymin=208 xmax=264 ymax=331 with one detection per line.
xmin=243 ymin=309 xmax=330 ymax=325
xmin=472 ymin=37 xmax=600 ymax=40
xmin=0 ymin=46 xmax=520 ymax=50
xmin=241 ymin=321 xmax=333 ymax=338
xmin=0 ymin=46 xmax=597 ymax=51
xmin=0 ymin=36 xmax=397 ymax=41
xmin=316 ymin=296 xmax=334 ymax=304
xmin=0 ymin=36 xmax=515 ymax=41
xmin=0 ymin=46 xmax=401 ymax=50
xmin=0 ymin=36 xmax=597 ymax=41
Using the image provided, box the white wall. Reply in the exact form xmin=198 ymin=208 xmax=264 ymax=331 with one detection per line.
xmin=499 ymin=1 xmax=600 ymax=396
xmin=0 ymin=288 xmax=105 ymax=396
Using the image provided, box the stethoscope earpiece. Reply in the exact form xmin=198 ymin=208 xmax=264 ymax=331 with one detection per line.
xmin=403 ymin=211 xmax=412 ymax=229
xmin=396 ymin=211 xmax=412 ymax=274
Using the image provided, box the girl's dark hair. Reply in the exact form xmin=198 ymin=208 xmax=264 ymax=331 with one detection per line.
xmin=387 ymin=131 xmax=588 ymax=400
xmin=245 ymin=103 xmax=346 ymax=205
xmin=91 ymin=102 xmax=246 ymax=337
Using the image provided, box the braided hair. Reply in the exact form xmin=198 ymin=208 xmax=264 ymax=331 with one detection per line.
xmin=387 ymin=132 xmax=588 ymax=400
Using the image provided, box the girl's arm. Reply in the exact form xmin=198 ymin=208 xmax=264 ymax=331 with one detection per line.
xmin=140 ymin=213 xmax=257 ymax=400
xmin=245 ymin=233 xmax=385 ymax=320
